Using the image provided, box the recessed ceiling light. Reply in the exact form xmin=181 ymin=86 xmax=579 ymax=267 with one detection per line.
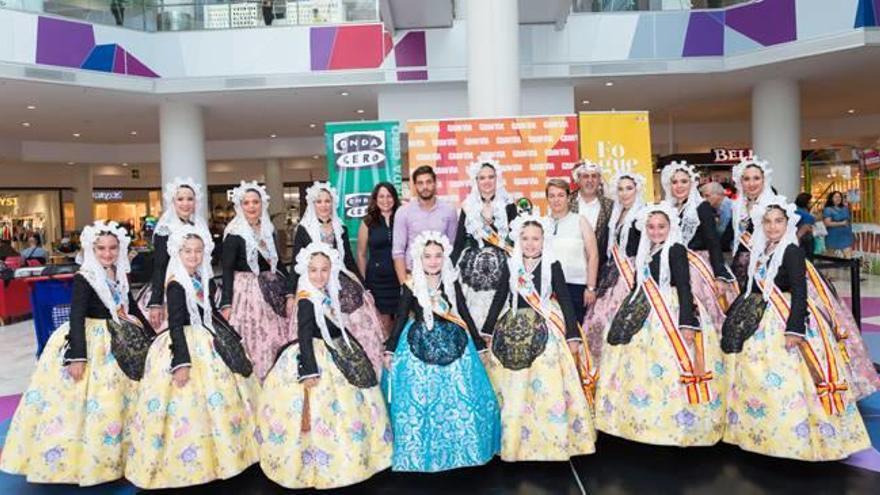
xmin=313 ymin=155 xmax=320 ymax=160
xmin=582 ymin=100 xmax=590 ymax=105
xmin=67 ymin=161 xmax=75 ymax=165
xmin=309 ymin=123 xmax=317 ymax=128
xmin=122 ymin=162 xmax=129 ymax=167
xmin=604 ymin=81 xmax=614 ymax=87
xmin=72 ymin=132 xmax=80 ymax=138
xmin=847 ymin=109 xmax=856 ymax=114
xmin=356 ymin=109 xmax=365 ymax=114
xmin=21 ymin=122 xmax=30 ymax=127
xmin=340 ymin=91 xmax=350 ymax=96
xmin=809 ymin=138 xmax=817 ymax=143
xmin=26 ymin=105 xmax=36 ymax=110
xmin=129 ymin=131 xmax=138 ymax=136
xmin=269 ymin=133 xmax=277 ymax=138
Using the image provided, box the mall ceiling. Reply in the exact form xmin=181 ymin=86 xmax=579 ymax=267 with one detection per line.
xmin=1 ymin=44 xmax=878 ymax=156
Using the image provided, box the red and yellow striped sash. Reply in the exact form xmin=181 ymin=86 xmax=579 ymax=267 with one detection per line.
xmin=804 ymin=262 xmax=850 ymax=362
xmin=403 ymin=280 xmax=469 ymax=330
xmin=483 ymin=230 xmax=513 ymax=256
xmin=520 ymin=288 xmax=597 ymax=407
xmin=611 ymin=244 xmax=636 ymax=290
xmin=758 ymin=280 xmax=848 ymax=416
xmin=740 ymin=231 xmax=753 ymax=251
xmin=642 ymin=278 xmax=713 ymax=405
xmin=686 ymin=249 xmax=728 ymax=313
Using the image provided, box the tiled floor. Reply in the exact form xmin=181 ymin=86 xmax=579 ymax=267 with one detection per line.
xmin=0 ymin=268 xmax=879 ymax=494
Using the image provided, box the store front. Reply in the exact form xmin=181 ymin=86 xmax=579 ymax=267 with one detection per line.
xmin=90 ymin=189 xmax=162 ymax=244
xmin=0 ymin=189 xmax=64 ymax=249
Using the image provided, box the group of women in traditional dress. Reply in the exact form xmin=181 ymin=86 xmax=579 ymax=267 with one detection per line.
xmin=2 ymin=155 xmax=878 ymax=490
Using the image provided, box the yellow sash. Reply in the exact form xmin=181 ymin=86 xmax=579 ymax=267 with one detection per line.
xmin=686 ymin=249 xmax=730 ymax=312
xmin=757 ymin=280 xmax=848 ymax=416
xmin=403 ymin=280 xmax=469 ymax=330
xmin=804 ymin=262 xmax=850 ymax=363
xmin=517 ymin=285 xmax=597 ymax=407
xmin=611 ymin=244 xmax=636 ymax=291
xmin=483 ymin=230 xmax=513 ymax=256
xmin=642 ymin=278 xmax=714 ymax=405
xmin=739 ymin=231 xmax=753 ymax=251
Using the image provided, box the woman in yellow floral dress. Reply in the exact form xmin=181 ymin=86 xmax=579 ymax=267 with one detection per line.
xmin=596 ymin=203 xmax=725 ymax=446
xmin=259 ymin=242 xmax=391 ymax=489
xmin=126 ymin=225 xmax=260 ymax=488
xmin=482 ymin=213 xmax=596 ymax=461
xmin=722 ymin=195 xmax=870 ymax=461
xmin=1 ymin=221 xmax=153 ymax=486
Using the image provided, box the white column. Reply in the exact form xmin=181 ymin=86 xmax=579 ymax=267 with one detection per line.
xmin=72 ymin=164 xmax=93 ymax=230
xmin=159 ymin=101 xmax=208 ymax=213
xmin=265 ymin=159 xmax=286 ymax=232
xmin=752 ymin=79 xmax=802 ymax=200
xmin=467 ymin=0 xmax=520 ymax=117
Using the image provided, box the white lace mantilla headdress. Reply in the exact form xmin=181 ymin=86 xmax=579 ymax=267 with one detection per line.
xmin=462 ymin=158 xmax=512 ymax=247
xmin=223 ymin=181 xmax=278 ymax=274
xmin=660 ymin=161 xmax=702 ymax=246
xmin=607 ymin=166 xmax=647 ymax=257
xmin=154 ymin=177 xmax=208 ymax=237
xmin=745 ymin=195 xmax=800 ymax=301
xmin=731 ymin=157 xmax=774 ymax=252
xmin=508 ymin=211 xmax=556 ymax=312
xmin=76 ymin=220 xmax=132 ymax=322
xmin=634 ymin=202 xmax=682 ymax=291
xmin=165 ymin=224 xmax=215 ymax=331
xmin=410 ymin=231 xmax=458 ymax=331
xmin=294 ymin=242 xmax=351 ymax=350
xmin=300 ymin=181 xmax=346 ymax=252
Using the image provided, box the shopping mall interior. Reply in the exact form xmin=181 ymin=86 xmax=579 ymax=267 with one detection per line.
xmin=1 ymin=0 xmax=880 ymax=493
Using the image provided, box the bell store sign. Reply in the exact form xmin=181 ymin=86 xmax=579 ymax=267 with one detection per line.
xmin=712 ymin=148 xmax=754 ymax=164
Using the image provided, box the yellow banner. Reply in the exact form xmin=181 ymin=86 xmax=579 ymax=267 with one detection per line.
xmin=578 ymin=111 xmax=654 ymax=201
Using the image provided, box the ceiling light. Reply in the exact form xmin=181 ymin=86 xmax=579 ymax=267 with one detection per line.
xmin=122 ymin=162 xmax=129 ymax=167
xmin=129 ymin=131 xmax=138 ymax=136
xmin=313 ymin=155 xmax=320 ymax=160
xmin=582 ymin=100 xmax=590 ymax=105
xmin=309 ymin=123 xmax=317 ymax=128
xmin=26 ymin=105 xmax=36 ymax=110
xmin=809 ymin=138 xmax=817 ymax=143
xmin=356 ymin=109 xmax=365 ymax=114
xmin=72 ymin=132 xmax=80 ymax=138
xmin=847 ymin=109 xmax=856 ymax=114
xmin=605 ymin=81 xmax=614 ymax=87
xmin=21 ymin=122 xmax=30 ymax=127
xmin=340 ymin=91 xmax=349 ymax=96
xmin=67 ymin=161 xmax=75 ymax=165
xmin=269 ymin=133 xmax=277 ymax=138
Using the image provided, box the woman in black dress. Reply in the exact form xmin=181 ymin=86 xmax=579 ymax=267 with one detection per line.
xmin=357 ymin=182 xmax=401 ymax=337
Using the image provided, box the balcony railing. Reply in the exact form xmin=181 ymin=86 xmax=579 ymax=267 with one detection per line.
xmin=0 ymin=0 xmax=379 ymax=31
xmin=573 ymin=0 xmax=755 ymax=12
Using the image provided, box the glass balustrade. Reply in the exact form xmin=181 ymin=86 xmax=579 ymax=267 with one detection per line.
xmin=573 ymin=0 xmax=756 ymax=12
xmin=0 ymin=0 xmax=380 ymax=31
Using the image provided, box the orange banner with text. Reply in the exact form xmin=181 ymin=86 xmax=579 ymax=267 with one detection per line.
xmin=578 ymin=111 xmax=655 ymax=201
xmin=406 ymin=115 xmax=580 ymax=213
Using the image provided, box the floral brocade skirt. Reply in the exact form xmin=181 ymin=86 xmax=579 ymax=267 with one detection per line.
xmin=723 ymin=293 xmax=870 ymax=461
xmin=595 ymin=292 xmax=727 ymax=447
xmin=384 ymin=319 xmax=500 ymax=472
xmin=259 ymin=340 xmax=391 ymax=489
xmin=229 ymin=271 xmax=292 ymax=381
xmin=486 ymin=309 xmax=596 ymax=461
xmin=125 ymin=326 xmax=260 ymax=489
xmin=0 ymin=319 xmax=135 ymax=486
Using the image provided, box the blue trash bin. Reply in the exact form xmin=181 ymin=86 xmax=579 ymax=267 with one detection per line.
xmin=30 ymin=277 xmax=75 ymax=357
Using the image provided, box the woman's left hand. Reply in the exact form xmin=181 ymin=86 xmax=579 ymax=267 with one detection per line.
xmin=583 ymin=289 xmax=597 ymax=307
xmin=785 ymin=334 xmax=805 ymax=351
xmin=172 ymin=367 xmax=190 ymax=388
xmin=568 ymin=341 xmax=582 ymax=357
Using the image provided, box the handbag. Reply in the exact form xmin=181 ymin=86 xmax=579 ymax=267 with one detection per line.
xmin=210 ymin=312 xmax=254 ymax=377
xmin=107 ymin=317 xmax=155 ymax=381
